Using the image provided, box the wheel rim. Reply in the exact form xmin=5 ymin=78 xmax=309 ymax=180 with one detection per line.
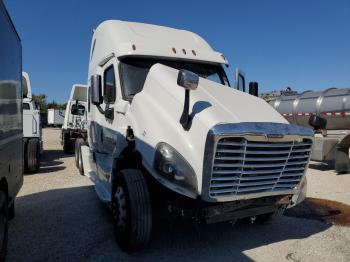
xmin=114 ymin=186 xmax=127 ymax=228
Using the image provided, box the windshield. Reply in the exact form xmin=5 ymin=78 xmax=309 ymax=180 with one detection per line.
xmin=119 ymin=57 xmax=230 ymax=100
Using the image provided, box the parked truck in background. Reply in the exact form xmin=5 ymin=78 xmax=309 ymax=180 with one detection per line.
xmin=22 ymin=72 xmax=42 ymax=173
xmin=61 ymin=84 xmax=88 ymax=154
xmin=0 ymin=1 xmax=24 ymax=259
xmin=77 ymin=20 xmax=313 ymax=251
xmin=267 ymin=87 xmax=350 ymax=173
xmin=47 ymin=108 xmax=65 ymax=127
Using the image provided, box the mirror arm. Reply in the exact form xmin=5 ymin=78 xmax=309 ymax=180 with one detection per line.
xmin=96 ymin=104 xmax=105 ymax=115
xmin=180 ymin=89 xmax=191 ymax=130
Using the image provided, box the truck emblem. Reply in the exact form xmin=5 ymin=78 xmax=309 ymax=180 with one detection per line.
xmin=266 ymin=134 xmax=284 ymax=139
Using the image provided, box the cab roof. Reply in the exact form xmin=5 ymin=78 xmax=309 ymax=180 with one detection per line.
xmin=89 ymin=20 xmax=228 ymax=71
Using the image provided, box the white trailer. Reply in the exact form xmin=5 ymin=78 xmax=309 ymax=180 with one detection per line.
xmin=47 ymin=109 xmax=65 ymax=127
xmin=0 ymin=1 xmax=24 ymax=259
xmin=22 ymin=72 xmax=42 ymax=173
xmin=61 ymin=84 xmax=88 ymax=154
xmin=77 ymin=20 xmax=313 ymax=251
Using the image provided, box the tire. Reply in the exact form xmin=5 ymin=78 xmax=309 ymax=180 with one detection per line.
xmin=0 ymin=191 xmax=8 ymax=262
xmin=75 ymin=138 xmax=85 ymax=175
xmin=26 ymin=138 xmax=40 ymax=173
xmin=112 ymin=169 xmax=152 ymax=251
xmin=63 ymin=132 xmax=72 ymax=154
xmin=74 ymin=139 xmax=80 ymax=169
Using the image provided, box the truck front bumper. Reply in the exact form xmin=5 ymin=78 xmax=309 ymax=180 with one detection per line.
xmin=201 ymin=195 xmax=292 ymax=224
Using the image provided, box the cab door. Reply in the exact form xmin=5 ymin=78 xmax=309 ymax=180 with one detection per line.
xmin=93 ymin=60 xmax=119 ymax=191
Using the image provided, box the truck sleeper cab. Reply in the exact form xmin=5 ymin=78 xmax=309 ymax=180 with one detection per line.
xmin=61 ymin=84 xmax=88 ymax=154
xmin=78 ymin=20 xmax=313 ymax=251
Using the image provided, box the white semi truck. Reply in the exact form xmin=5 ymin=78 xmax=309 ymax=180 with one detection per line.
xmin=22 ymin=72 xmax=42 ymax=173
xmin=0 ymin=1 xmax=24 ymax=259
xmin=61 ymin=84 xmax=88 ymax=154
xmin=77 ymin=20 xmax=314 ymax=251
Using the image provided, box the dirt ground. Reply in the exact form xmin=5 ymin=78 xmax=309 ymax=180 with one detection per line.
xmin=7 ymin=128 xmax=350 ymax=262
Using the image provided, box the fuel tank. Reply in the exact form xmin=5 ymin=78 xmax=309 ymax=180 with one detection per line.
xmin=270 ymin=88 xmax=350 ymax=130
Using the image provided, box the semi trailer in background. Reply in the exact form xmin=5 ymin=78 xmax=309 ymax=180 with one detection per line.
xmin=47 ymin=108 xmax=65 ymax=127
xmin=77 ymin=20 xmax=313 ymax=251
xmin=268 ymin=87 xmax=350 ymax=173
xmin=22 ymin=72 xmax=42 ymax=173
xmin=0 ymin=1 xmax=24 ymax=260
xmin=61 ymin=84 xmax=88 ymax=154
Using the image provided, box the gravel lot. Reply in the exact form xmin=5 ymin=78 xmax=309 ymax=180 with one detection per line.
xmin=7 ymin=128 xmax=350 ymax=262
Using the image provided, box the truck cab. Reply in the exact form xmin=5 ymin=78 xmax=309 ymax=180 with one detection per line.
xmin=61 ymin=84 xmax=88 ymax=154
xmin=78 ymin=20 xmax=313 ymax=251
xmin=22 ymin=72 xmax=42 ymax=173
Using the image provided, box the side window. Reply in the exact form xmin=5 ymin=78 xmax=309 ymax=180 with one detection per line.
xmin=23 ymin=103 xmax=30 ymax=110
xmin=103 ymin=65 xmax=116 ymax=104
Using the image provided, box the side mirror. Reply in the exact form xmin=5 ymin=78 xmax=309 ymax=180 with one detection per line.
xmin=249 ymin=82 xmax=259 ymax=97
xmin=177 ymin=69 xmax=199 ymax=90
xmin=309 ymin=115 xmax=327 ymax=130
xmin=234 ymin=68 xmax=245 ymax=92
xmin=177 ymin=70 xmax=199 ymax=130
xmin=90 ymin=74 xmax=102 ymax=105
xmin=71 ymin=106 xmax=78 ymax=115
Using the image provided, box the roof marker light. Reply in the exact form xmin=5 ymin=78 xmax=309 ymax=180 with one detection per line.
xmin=172 ymin=47 xmax=177 ymax=54
xmin=182 ymin=49 xmax=186 ymax=55
xmin=132 ymin=44 xmax=136 ymax=51
xmin=221 ymin=54 xmax=226 ymax=61
xmin=192 ymin=50 xmax=196 ymax=56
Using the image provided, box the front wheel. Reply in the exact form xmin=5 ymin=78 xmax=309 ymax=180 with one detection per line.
xmin=0 ymin=191 xmax=8 ymax=261
xmin=112 ymin=169 xmax=152 ymax=251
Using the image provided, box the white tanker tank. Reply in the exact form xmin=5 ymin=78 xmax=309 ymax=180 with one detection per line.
xmin=270 ymin=88 xmax=350 ymax=130
xmin=268 ymin=87 xmax=350 ymax=173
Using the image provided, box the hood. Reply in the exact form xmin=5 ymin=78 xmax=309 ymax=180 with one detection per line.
xmin=128 ymin=64 xmax=288 ymax=194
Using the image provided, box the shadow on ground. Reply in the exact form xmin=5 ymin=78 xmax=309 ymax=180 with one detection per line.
xmin=309 ymin=161 xmax=335 ymax=172
xmin=285 ymin=197 xmax=350 ymax=227
xmin=25 ymin=149 xmax=71 ymax=175
xmin=7 ymin=186 xmax=331 ymax=262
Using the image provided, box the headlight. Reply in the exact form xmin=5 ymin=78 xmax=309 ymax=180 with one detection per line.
xmin=154 ymin=142 xmax=197 ymax=194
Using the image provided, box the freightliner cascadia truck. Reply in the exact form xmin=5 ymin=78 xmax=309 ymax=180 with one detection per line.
xmin=61 ymin=84 xmax=88 ymax=154
xmin=76 ymin=20 xmax=314 ymax=251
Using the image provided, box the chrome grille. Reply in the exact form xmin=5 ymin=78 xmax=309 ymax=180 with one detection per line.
xmin=209 ymin=137 xmax=312 ymax=197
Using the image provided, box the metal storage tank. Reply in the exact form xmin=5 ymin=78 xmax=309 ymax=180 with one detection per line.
xmin=271 ymin=88 xmax=350 ymax=130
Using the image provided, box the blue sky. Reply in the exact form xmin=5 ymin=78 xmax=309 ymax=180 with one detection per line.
xmin=5 ymin=0 xmax=350 ymax=103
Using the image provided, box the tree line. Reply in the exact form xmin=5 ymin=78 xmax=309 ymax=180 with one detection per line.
xmin=32 ymin=94 xmax=67 ymax=112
